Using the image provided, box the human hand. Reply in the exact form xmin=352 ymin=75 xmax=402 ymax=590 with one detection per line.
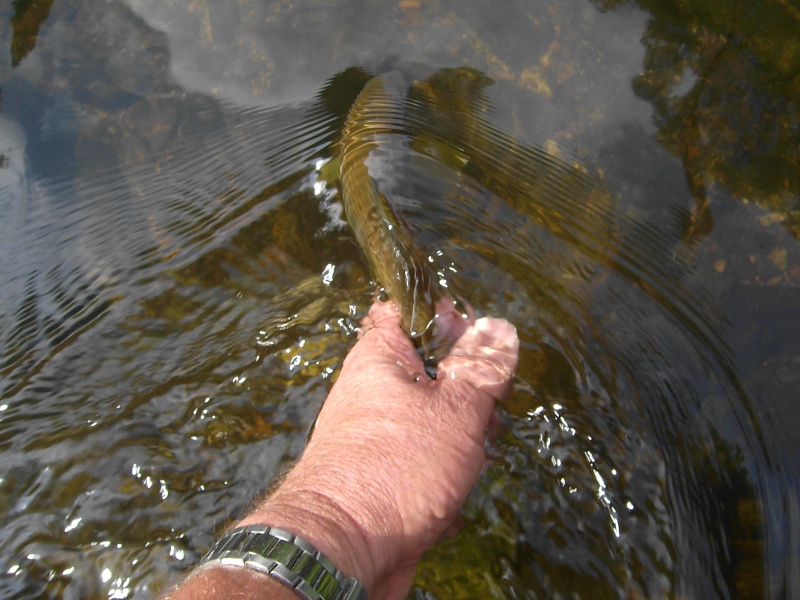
xmin=255 ymin=300 xmax=519 ymax=598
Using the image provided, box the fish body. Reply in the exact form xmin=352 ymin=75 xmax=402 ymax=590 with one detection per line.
xmin=339 ymin=74 xmax=443 ymax=363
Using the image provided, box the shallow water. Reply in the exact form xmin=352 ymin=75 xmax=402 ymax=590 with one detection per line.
xmin=1 ymin=0 xmax=799 ymax=598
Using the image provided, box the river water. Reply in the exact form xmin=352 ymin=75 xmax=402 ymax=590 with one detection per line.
xmin=1 ymin=0 xmax=799 ymax=598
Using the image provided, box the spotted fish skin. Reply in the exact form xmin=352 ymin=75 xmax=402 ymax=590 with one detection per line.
xmin=339 ymin=74 xmax=443 ymax=364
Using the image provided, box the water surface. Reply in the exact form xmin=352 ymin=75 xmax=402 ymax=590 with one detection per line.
xmin=1 ymin=0 xmax=799 ymax=598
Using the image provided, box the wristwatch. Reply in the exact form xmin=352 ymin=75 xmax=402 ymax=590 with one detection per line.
xmin=198 ymin=524 xmax=368 ymax=600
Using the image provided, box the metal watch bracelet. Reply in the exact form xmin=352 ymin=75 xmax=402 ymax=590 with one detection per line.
xmin=198 ymin=524 xmax=367 ymax=600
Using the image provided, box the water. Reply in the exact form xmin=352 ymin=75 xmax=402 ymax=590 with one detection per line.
xmin=1 ymin=0 xmax=799 ymax=598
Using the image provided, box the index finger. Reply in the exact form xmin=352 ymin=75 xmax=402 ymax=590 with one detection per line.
xmin=346 ymin=300 xmax=427 ymax=379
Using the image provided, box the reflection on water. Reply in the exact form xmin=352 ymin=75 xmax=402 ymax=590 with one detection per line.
xmin=595 ymin=0 xmax=800 ymax=242
xmin=1 ymin=0 xmax=799 ymax=598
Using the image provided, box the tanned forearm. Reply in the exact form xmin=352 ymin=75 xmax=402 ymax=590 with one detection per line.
xmin=166 ymin=479 xmax=376 ymax=600
xmin=167 ymin=564 xmax=297 ymax=600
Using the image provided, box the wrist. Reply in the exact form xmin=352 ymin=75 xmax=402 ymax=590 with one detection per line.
xmin=238 ymin=479 xmax=377 ymax=595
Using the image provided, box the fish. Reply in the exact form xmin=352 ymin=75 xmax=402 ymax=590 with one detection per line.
xmin=339 ymin=73 xmax=451 ymax=370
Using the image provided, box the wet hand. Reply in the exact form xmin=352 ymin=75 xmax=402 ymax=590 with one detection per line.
xmin=268 ymin=300 xmax=519 ymax=598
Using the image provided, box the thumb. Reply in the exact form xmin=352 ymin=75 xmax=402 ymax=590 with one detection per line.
xmin=436 ymin=317 xmax=519 ymax=400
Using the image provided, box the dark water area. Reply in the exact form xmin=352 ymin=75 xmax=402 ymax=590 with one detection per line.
xmin=1 ymin=0 xmax=799 ymax=598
